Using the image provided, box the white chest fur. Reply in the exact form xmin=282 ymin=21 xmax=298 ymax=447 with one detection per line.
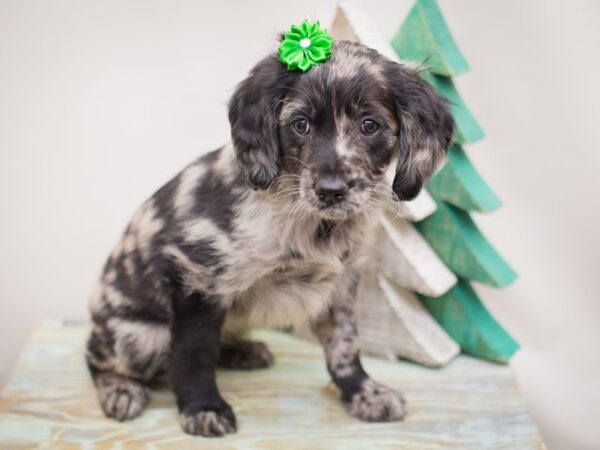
xmin=219 ymin=196 xmax=375 ymax=334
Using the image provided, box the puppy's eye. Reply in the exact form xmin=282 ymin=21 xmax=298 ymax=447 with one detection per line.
xmin=293 ymin=118 xmax=310 ymax=135
xmin=361 ymin=119 xmax=379 ymax=136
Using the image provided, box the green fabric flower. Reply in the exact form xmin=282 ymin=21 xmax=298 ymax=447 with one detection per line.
xmin=278 ymin=20 xmax=333 ymax=72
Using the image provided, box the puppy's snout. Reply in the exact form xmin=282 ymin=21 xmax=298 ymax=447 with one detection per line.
xmin=315 ymin=177 xmax=348 ymax=206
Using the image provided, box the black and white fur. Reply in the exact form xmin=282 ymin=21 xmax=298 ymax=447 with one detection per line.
xmin=86 ymin=40 xmax=454 ymax=437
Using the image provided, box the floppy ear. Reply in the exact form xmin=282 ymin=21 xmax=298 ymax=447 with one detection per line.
xmin=386 ymin=64 xmax=455 ymax=201
xmin=228 ymin=53 xmax=298 ymax=190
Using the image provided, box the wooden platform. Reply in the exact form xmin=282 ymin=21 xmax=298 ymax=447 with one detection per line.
xmin=0 ymin=322 xmax=544 ymax=449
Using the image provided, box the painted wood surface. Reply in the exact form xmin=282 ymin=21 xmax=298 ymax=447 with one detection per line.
xmin=383 ymin=165 xmax=437 ymax=221
xmin=421 ymin=72 xmax=484 ymax=145
xmin=356 ymin=272 xmax=459 ymax=366
xmin=391 ymin=0 xmax=468 ymax=77
xmin=0 ymin=322 xmax=543 ymax=449
xmin=294 ymin=270 xmax=458 ymax=367
xmin=332 ymin=0 xmax=405 ymax=62
xmin=390 ymin=0 xmax=484 ymax=149
xmin=421 ymin=279 xmax=520 ymax=363
xmin=416 ymin=200 xmax=517 ymax=287
xmin=428 ymin=144 xmax=502 ymax=213
xmin=375 ymin=215 xmax=456 ymax=297
xmin=393 ymin=191 xmax=437 ymax=222
xmin=295 ymin=268 xmax=457 ymax=367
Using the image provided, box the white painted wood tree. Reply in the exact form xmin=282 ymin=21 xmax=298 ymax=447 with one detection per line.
xmin=320 ymin=0 xmax=518 ymax=367
xmin=326 ymin=1 xmax=458 ymax=367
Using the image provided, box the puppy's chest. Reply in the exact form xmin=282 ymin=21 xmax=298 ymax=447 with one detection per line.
xmin=268 ymin=251 xmax=346 ymax=286
xmin=238 ymin=240 xmax=348 ymax=298
xmin=223 ymin=234 xmax=351 ymax=330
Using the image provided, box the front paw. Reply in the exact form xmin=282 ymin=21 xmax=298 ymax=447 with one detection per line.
xmin=346 ymin=379 xmax=406 ymax=422
xmin=179 ymin=404 xmax=237 ymax=437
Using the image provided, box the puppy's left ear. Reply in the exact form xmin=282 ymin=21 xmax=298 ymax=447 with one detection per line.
xmin=386 ymin=63 xmax=455 ymax=201
xmin=228 ymin=53 xmax=297 ymax=190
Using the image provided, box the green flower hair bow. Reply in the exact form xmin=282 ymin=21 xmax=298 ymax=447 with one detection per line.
xmin=278 ymin=20 xmax=333 ymax=72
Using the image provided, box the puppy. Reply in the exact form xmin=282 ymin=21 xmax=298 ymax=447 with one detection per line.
xmin=86 ymin=40 xmax=454 ymax=437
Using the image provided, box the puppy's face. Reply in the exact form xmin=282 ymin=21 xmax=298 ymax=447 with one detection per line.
xmin=229 ymin=41 xmax=454 ymax=219
xmin=276 ymin=55 xmax=398 ymax=219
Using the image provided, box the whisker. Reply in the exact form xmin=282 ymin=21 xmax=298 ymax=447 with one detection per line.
xmin=283 ymin=156 xmax=311 ymax=170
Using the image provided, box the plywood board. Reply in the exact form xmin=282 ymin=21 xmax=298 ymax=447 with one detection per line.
xmin=428 ymin=144 xmax=502 ymax=212
xmin=416 ymin=200 xmax=517 ymax=287
xmin=356 ymin=272 xmax=460 ymax=367
xmin=422 ymin=72 xmax=484 ymax=145
xmin=420 ymin=279 xmax=520 ymax=363
xmin=376 ymin=215 xmax=456 ymax=296
xmin=0 ymin=322 xmax=543 ymax=449
xmin=332 ymin=1 xmax=405 ymax=61
xmin=391 ymin=0 xmax=469 ymax=77
xmin=383 ymin=165 xmax=437 ymax=221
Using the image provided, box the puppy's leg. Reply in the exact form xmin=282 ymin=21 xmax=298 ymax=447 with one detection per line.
xmin=219 ymin=339 xmax=274 ymax=370
xmin=86 ymin=321 xmax=160 ymax=422
xmin=312 ymin=271 xmax=406 ymax=422
xmin=92 ymin=369 xmax=151 ymax=421
xmin=170 ymin=292 xmax=236 ymax=437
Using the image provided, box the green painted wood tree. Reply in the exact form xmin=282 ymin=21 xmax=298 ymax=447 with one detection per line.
xmin=392 ymin=0 xmax=518 ymax=363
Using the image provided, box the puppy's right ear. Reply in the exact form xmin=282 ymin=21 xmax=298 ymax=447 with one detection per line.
xmin=228 ymin=53 xmax=297 ymax=190
xmin=385 ymin=62 xmax=455 ymax=201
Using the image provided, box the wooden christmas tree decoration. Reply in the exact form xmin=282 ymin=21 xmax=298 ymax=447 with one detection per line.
xmin=391 ymin=0 xmax=468 ymax=76
xmin=415 ymin=200 xmax=517 ymax=287
xmin=296 ymin=1 xmax=519 ymax=367
xmin=421 ymin=72 xmax=484 ymax=144
xmin=392 ymin=0 xmax=519 ymax=362
xmin=384 ymin=165 xmax=436 ymax=221
xmin=356 ymin=271 xmax=460 ymax=367
xmin=390 ymin=0 xmax=484 ymax=145
xmin=323 ymin=1 xmax=460 ymax=366
xmin=420 ymin=279 xmax=519 ymax=363
xmin=292 ymin=269 xmax=460 ymax=367
xmin=427 ymin=144 xmax=502 ymax=212
xmin=375 ymin=215 xmax=456 ymax=297
xmin=325 ymin=0 xmax=520 ymax=366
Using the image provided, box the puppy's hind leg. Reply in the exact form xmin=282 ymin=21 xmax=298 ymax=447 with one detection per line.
xmin=86 ymin=318 xmax=168 ymax=421
xmin=219 ymin=339 xmax=274 ymax=370
xmin=86 ymin=324 xmax=151 ymax=421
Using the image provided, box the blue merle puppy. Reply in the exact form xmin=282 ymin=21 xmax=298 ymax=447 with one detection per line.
xmin=86 ymin=40 xmax=454 ymax=437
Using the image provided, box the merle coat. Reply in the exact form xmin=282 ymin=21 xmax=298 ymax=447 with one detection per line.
xmin=86 ymin=40 xmax=454 ymax=437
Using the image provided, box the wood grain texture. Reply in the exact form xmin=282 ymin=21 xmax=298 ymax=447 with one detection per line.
xmin=416 ymin=200 xmax=518 ymax=287
xmin=294 ymin=270 xmax=458 ymax=367
xmin=428 ymin=144 xmax=502 ymax=213
xmin=355 ymin=272 xmax=460 ymax=366
xmin=383 ymin=165 xmax=437 ymax=221
xmin=391 ymin=0 xmax=469 ymax=77
xmin=421 ymin=72 xmax=484 ymax=145
xmin=0 ymin=322 xmax=543 ymax=449
xmin=420 ymin=279 xmax=520 ymax=363
xmin=375 ymin=215 xmax=456 ymax=297
xmin=332 ymin=1 xmax=404 ymax=62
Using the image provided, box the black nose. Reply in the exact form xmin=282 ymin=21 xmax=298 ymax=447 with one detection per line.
xmin=315 ymin=178 xmax=349 ymax=205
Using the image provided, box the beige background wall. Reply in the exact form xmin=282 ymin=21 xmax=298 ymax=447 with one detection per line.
xmin=0 ymin=1 xmax=598 ymax=449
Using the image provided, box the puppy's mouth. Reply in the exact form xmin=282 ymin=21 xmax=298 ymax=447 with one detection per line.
xmin=302 ymin=179 xmax=367 ymax=220
xmin=316 ymin=202 xmax=354 ymax=220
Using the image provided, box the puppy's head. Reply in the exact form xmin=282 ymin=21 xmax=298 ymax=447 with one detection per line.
xmin=229 ymin=41 xmax=454 ymax=219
